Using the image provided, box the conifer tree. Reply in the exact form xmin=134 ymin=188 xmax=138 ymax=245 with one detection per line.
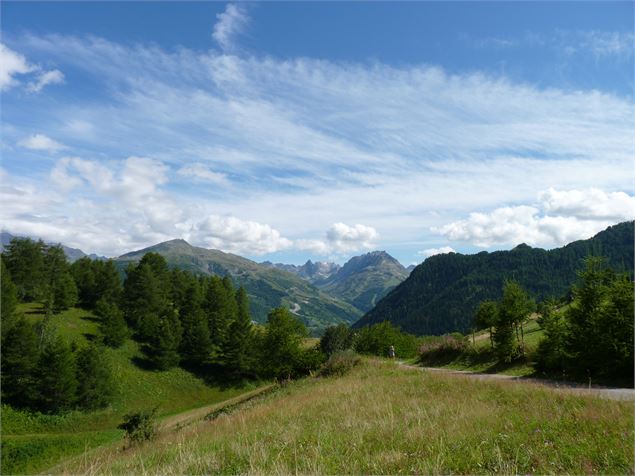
xmin=146 ymin=308 xmax=182 ymax=370
xmin=75 ymin=343 xmax=114 ymax=410
xmin=3 ymin=237 xmax=46 ymax=301
xmin=203 ymin=276 xmax=232 ymax=360
xmin=178 ymin=278 xmax=211 ymax=366
xmin=222 ymin=286 xmax=254 ymax=378
xmin=1 ymin=317 xmax=39 ymax=407
xmin=1 ymin=257 xmax=19 ymax=335
xmin=95 ymin=299 xmax=128 ymax=347
xmin=34 ymin=335 xmax=78 ymax=413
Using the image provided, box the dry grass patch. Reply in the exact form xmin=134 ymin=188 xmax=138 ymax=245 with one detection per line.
xmin=60 ymin=359 xmax=634 ymax=475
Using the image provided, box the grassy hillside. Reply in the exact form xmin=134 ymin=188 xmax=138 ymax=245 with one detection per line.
xmin=115 ymin=240 xmax=361 ymax=334
xmin=1 ymin=304 xmax=265 ymax=475
xmin=419 ymin=318 xmax=545 ymax=377
xmin=356 ymin=221 xmax=634 ymax=335
xmin=59 ymin=359 xmax=633 ymax=475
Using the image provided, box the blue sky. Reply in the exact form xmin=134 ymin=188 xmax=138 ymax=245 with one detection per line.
xmin=1 ymin=1 xmax=634 ymax=265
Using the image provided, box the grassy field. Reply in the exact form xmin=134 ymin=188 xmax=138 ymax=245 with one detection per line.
xmin=1 ymin=304 xmax=265 ymax=475
xmin=59 ymin=359 xmax=634 ymax=475
xmin=418 ymin=318 xmax=545 ymax=377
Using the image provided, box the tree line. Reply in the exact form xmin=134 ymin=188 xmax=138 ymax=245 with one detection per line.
xmin=474 ymin=257 xmax=633 ymax=383
xmin=1 ymin=238 xmax=324 ymax=414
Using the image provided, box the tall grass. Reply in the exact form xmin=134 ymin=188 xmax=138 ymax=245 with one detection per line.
xmin=61 ymin=359 xmax=634 ymax=475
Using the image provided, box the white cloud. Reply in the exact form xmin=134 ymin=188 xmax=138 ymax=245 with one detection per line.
xmin=27 ymin=69 xmax=64 ymax=93
xmin=0 ymin=43 xmax=63 ymax=93
xmin=297 ymin=223 xmax=379 ymax=255
xmin=191 ymin=215 xmax=292 ymax=255
xmin=18 ymin=133 xmax=66 ymax=152
xmin=418 ymin=246 xmax=456 ymax=258
xmin=3 ymin=34 xmax=635 ymax=259
xmin=212 ymin=3 xmax=249 ymax=52
xmin=435 ymin=188 xmax=635 ymax=248
xmin=0 ymin=43 xmax=35 ymax=90
xmin=538 ymin=188 xmax=635 ymax=222
xmin=578 ymin=31 xmax=635 ymax=59
xmin=178 ymin=163 xmax=229 ymax=185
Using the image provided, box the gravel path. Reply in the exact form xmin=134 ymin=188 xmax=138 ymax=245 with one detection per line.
xmin=399 ymin=363 xmax=635 ymax=401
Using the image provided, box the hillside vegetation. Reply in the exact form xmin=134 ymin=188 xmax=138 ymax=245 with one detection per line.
xmin=356 ymin=221 xmax=634 ymax=335
xmin=1 ymin=304 xmax=259 ymax=475
xmin=116 ymin=239 xmax=361 ymax=333
xmin=59 ymin=360 xmax=633 ymax=475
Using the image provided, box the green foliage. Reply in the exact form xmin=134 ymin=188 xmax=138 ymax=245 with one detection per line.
xmin=75 ymin=343 xmax=114 ymax=410
xmin=357 ymin=221 xmax=634 ymax=335
xmin=95 ymin=299 xmax=128 ymax=348
xmin=115 ymin=239 xmax=362 ymax=333
xmin=3 ymin=237 xmax=47 ymax=301
xmin=353 ymin=321 xmax=420 ymax=359
xmin=1 ymin=317 xmax=39 ymax=408
xmin=537 ymin=257 xmax=634 ymax=383
xmin=34 ymin=335 xmax=78 ymax=413
xmin=71 ymin=257 xmax=122 ymax=309
xmin=222 ymin=286 xmax=255 ymax=378
xmin=319 ymin=349 xmax=361 ymax=377
xmin=493 ymin=281 xmax=535 ymax=362
xmin=145 ymin=308 xmax=182 ymax=370
xmin=319 ymin=324 xmax=353 ymax=356
xmin=117 ymin=408 xmax=158 ymax=445
xmin=259 ymin=307 xmax=308 ymax=378
xmin=1 ymin=256 xmax=19 ymax=334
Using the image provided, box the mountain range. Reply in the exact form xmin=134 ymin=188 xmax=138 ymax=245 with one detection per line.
xmin=262 ymin=251 xmax=409 ymax=312
xmin=354 ymin=221 xmax=634 ymax=336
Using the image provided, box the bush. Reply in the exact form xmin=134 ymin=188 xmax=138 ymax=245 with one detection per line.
xmin=418 ymin=334 xmax=467 ymax=358
xmin=319 ymin=350 xmax=361 ymax=377
xmin=320 ymin=324 xmax=353 ymax=356
xmin=353 ymin=321 xmax=420 ymax=359
xmin=117 ymin=408 xmax=158 ymax=445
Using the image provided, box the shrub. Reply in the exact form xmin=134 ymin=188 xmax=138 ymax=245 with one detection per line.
xmin=354 ymin=321 xmax=420 ymax=359
xmin=319 ymin=350 xmax=361 ymax=377
xmin=418 ymin=334 xmax=468 ymax=362
xmin=117 ymin=408 xmax=158 ymax=445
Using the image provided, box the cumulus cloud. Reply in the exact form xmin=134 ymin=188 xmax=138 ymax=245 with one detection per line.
xmin=418 ymin=246 xmax=456 ymax=258
xmin=0 ymin=43 xmax=63 ymax=92
xmin=212 ymin=3 xmax=249 ymax=52
xmin=0 ymin=43 xmax=34 ymax=90
xmin=178 ymin=163 xmax=229 ymax=185
xmin=27 ymin=69 xmax=64 ymax=93
xmin=19 ymin=133 xmax=66 ymax=152
xmin=191 ymin=215 xmax=292 ymax=255
xmin=435 ymin=188 xmax=635 ymax=248
xmin=297 ymin=223 xmax=379 ymax=255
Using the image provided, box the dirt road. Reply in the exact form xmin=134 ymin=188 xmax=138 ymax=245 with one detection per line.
xmin=399 ymin=363 xmax=635 ymax=401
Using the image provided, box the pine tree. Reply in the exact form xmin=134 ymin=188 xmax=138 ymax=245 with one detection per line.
xmin=1 ymin=257 xmax=19 ymax=335
xmin=146 ymin=308 xmax=182 ymax=370
xmin=70 ymin=257 xmax=97 ymax=308
xmin=34 ymin=335 xmax=78 ymax=413
xmin=178 ymin=278 xmax=211 ymax=367
xmin=95 ymin=299 xmax=128 ymax=347
xmin=75 ymin=343 xmax=114 ymax=410
xmin=222 ymin=286 xmax=254 ymax=378
xmin=1 ymin=318 xmax=39 ymax=407
xmin=123 ymin=262 xmax=169 ymax=339
xmin=203 ymin=276 xmax=232 ymax=361
xmin=3 ymin=237 xmax=46 ymax=301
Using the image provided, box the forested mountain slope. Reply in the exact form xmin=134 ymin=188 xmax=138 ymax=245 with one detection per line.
xmin=354 ymin=221 xmax=634 ymax=335
xmin=116 ymin=240 xmax=361 ymax=333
